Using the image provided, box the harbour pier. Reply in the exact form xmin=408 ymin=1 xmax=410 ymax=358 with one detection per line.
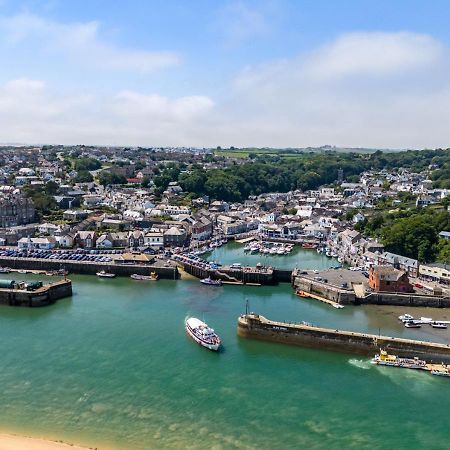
xmin=237 ymin=313 xmax=450 ymax=363
xmin=0 ymin=255 xmax=179 ymax=279
xmin=0 ymin=278 xmax=72 ymax=307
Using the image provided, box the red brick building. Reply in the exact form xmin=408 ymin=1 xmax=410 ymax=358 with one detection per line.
xmin=369 ymin=266 xmax=413 ymax=293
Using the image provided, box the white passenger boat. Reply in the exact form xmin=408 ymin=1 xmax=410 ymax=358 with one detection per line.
xmin=185 ymin=317 xmax=221 ymax=351
xmin=371 ymin=350 xmax=427 ymax=370
xmin=96 ymin=270 xmax=116 ymax=278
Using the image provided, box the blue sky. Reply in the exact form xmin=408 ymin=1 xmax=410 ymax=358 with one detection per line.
xmin=0 ymin=0 xmax=450 ymax=147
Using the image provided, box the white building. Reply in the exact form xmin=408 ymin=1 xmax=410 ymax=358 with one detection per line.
xmin=18 ymin=237 xmax=56 ymax=250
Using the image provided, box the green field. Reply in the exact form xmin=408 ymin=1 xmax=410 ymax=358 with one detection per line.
xmin=214 ymin=149 xmax=305 ymax=159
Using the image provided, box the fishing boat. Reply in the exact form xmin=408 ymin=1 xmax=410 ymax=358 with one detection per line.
xmin=96 ymin=270 xmax=116 ymax=278
xmin=371 ymin=350 xmax=427 ymax=370
xmin=185 ymin=317 xmax=221 ymax=351
xmin=302 ymin=243 xmax=316 ymax=249
xmin=130 ymin=271 xmax=158 ymax=281
xmin=430 ymin=321 xmax=448 ymax=329
xmin=200 ymin=277 xmax=222 ymax=286
xmin=276 ymin=247 xmax=285 ymax=255
xmin=0 ymin=267 xmax=11 ymax=273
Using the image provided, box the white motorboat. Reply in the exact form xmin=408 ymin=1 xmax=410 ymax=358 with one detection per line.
xmin=96 ymin=270 xmax=116 ymax=278
xmin=398 ymin=314 xmax=414 ymax=322
xmin=185 ymin=317 xmax=221 ymax=351
xmin=430 ymin=321 xmax=447 ymax=329
xmin=404 ymin=321 xmax=421 ymax=328
xmin=200 ymin=277 xmax=222 ymax=286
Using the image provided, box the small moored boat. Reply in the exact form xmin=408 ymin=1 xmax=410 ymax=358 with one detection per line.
xmin=130 ymin=271 xmax=159 ymax=281
xmin=185 ymin=317 xmax=221 ymax=351
xmin=404 ymin=321 xmax=421 ymax=328
xmin=96 ymin=270 xmax=116 ymax=278
xmin=431 ymin=367 xmax=450 ymax=377
xmin=430 ymin=321 xmax=448 ymax=329
xmin=200 ymin=277 xmax=222 ymax=286
xmin=398 ymin=313 xmax=414 ymax=322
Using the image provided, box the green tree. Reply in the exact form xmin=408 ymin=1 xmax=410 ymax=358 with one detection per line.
xmin=98 ymin=172 xmax=127 ymax=186
xmin=74 ymin=158 xmax=101 ymax=171
xmin=44 ymin=180 xmax=59 ymax=195
xmin=75 ymin=171 xmax=94 ymax=183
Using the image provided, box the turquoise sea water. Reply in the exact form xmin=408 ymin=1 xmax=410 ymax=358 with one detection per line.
xmin=0 ymin=253 xmax=449 ymax=449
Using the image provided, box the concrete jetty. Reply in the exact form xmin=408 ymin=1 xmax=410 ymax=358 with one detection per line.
xmin=0 ymin=278 xmax=72 ymax=307
xmin=237 ymin=313 xmax=450 ymax=363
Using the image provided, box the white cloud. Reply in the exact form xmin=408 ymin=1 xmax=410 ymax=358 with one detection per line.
xmin=225 ymin=31 xmax=450 ymax=148
xmin=304 ymin=32 xmax=444 ymax=80
xmin=0 ymin=78 xmax=214 ymax=146
xmin=114 ymin=91 xmax=214 ymax=121
xmin=1 ymin=31 xmax=450 ymax=149
xmin=0 ymin=12 xmax=180 ymax=72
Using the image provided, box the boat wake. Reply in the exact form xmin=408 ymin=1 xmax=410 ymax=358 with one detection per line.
xmin=348 ymin=359 xmax=371 ymax=370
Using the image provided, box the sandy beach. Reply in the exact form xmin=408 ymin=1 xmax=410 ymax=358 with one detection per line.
xmin=0 ymin=434 xmax=92 ymax=450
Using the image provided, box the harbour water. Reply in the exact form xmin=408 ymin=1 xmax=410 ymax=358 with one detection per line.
xmin=0 ymin=253 xmax=449 ymax=449
xmin=205 ymin=241 xmax=338 ymax=270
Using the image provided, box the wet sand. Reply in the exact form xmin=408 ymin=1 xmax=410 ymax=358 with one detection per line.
xmin=0 ymin=434 xmax=91 ymax=450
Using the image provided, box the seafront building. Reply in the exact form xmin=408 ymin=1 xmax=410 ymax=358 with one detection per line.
xmin=0 ymin=144 xmax=447 ymax=297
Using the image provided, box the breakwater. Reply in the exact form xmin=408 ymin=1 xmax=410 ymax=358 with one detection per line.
xmin=0 ymin=256 xmax=179 ymax=279
xmin=0 ymin=278 xmax=72 ymax=307
xmin=237 ymin=313 xmax=450 ymax=363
